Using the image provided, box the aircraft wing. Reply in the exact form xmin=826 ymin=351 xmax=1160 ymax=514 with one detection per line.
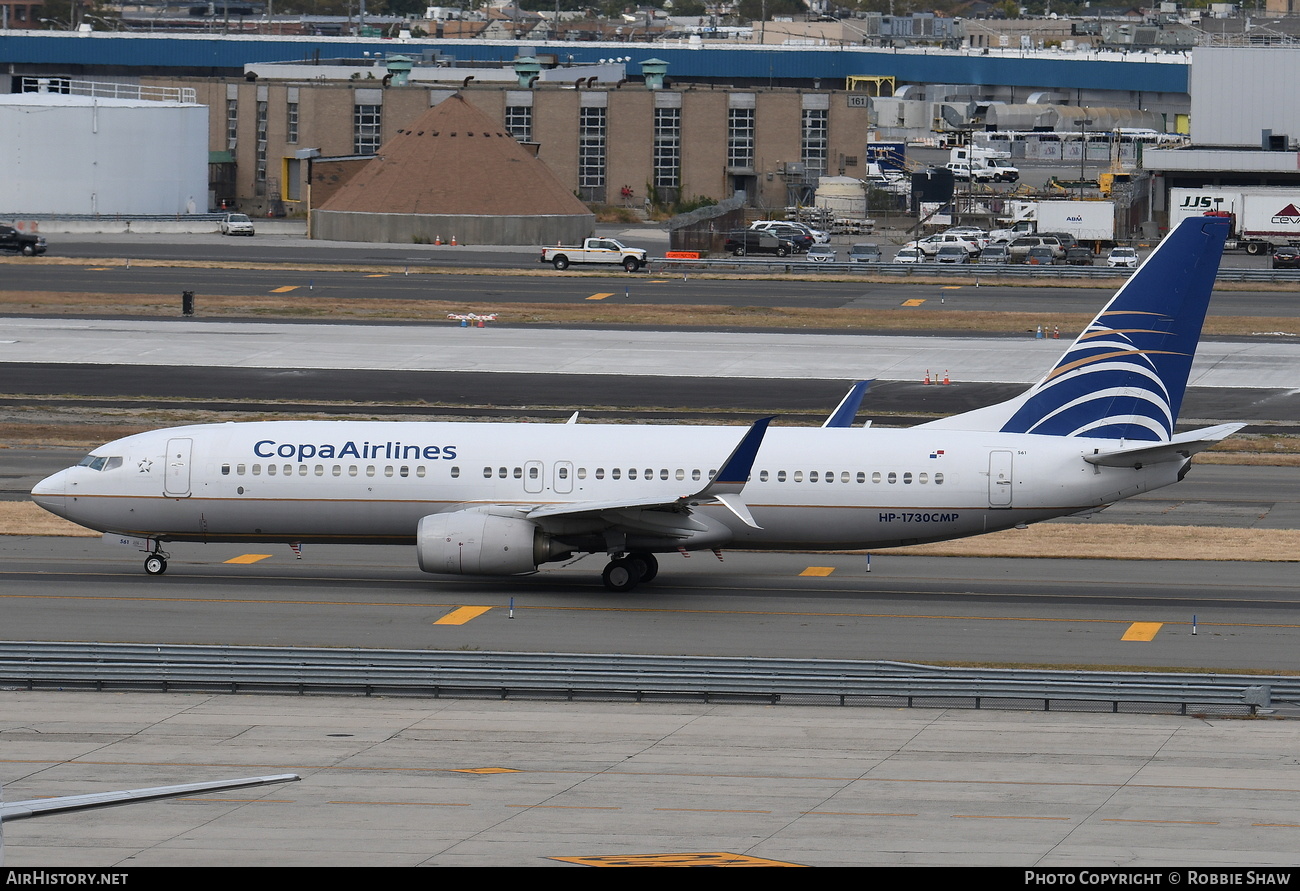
xmin=2 ymin=774 xmax=300 ymax=822
xmin=1082 ymin=423 xmax=1245 ymax=468
xmin=822 ymin=381 xmax=870 ymax=428
xmin=525 ymin=417 xmax=773 ymax=529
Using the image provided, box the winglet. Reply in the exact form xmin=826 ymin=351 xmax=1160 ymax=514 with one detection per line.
xmin=700 ymin=416 xmax=773 ymax=494
xmin=822 ymin=381 xmax=871 ymax=428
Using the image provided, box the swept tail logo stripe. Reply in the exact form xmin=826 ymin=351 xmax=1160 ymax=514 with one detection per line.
xmin=998 ymin=216 xmax=1229 ymax=441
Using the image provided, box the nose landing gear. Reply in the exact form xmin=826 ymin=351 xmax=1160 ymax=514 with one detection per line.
xmin=143 ymin=544 xmax=171 ymax=576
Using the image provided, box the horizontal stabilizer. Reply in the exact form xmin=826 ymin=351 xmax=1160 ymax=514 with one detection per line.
xmin=1083 ymin=423 xmax=1244 ymax=468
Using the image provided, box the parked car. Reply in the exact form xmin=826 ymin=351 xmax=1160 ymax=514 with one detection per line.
xmin=847 ymin=243 xmax=882 ymax=263
xmin=1008 ymin=235 xmax=1064 ymax=263
xmin=978 ymin=244 xmax=1010 ymax=264
xmin=935 ymin=244 xmax=969 ymax=264
xmin=0 ymin=223 xmax=46 ymax=256
xmin=1106 ymin=247 xmax=1139 ymax=269
xmin=1038 ymin=231 xmax=1078 ymax=251
xmin=910 ymin=233 xmax=980 ymax=258
xmin=761 ymin=225 xmax=814 ymax=252
xmin=944 ymin=227 xmax=989 ymax=249
xmin=805 ymin=244 xmax=837 ymax=263
xmin=218 ymin=213 xmax=256 ymax=236
xmin=1065 ymin=247 xmax=1095 ymax=266
xmin=893 ymin=246 xmax=923 ymax=264
xmin=724 ymin=230 xmax=793 ymax=257
xmin=1272 ymin=246 xmax=1300 ymax=269
xmin=750 ymin=220 xmax=829 ymax=244
xmin=1024 ymin=245 xmax=1060 ymax=266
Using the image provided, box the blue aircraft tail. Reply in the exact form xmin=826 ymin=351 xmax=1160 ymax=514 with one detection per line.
xmin=924 ymin=215 xmax=1230 ymax=441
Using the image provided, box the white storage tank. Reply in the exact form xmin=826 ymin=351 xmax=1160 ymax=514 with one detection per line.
xmin=0 ymin=92 xmax=208 ymax=215
xmin=814 ymin=176 xmax=866 ymax=218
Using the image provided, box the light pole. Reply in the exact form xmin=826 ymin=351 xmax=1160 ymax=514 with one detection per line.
xmin=1077 ymin=117 xmax=1092 ymax=199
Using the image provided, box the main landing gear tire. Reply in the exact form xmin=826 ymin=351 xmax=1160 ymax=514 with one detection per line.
xmin=602 ymin=558 xmax=643 ymax=592
xmin=628 ymin=552 xmax=658 ymax=583
xmin=144 ymin=555 xmax=168 ymax=576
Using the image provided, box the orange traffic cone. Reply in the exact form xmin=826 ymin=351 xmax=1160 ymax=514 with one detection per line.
xmin=923 ymin=369 xmax=931 ymax=385
xmin=451 ymin=234 xmax=458 ymax=246
xmin=435 ymin=234 xmax=442 ymax=245
xmin=942 ymin=370 xmax=951 ymax=385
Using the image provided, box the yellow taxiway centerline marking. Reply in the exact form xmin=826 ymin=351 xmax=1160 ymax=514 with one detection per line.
xmin=586 ymin=292 xmax=615 ymax=300
xmin=1122 ymin=622 xmax=1163 ymax=641
xmin=364 ymin=274 xmax=388 ymax=278
xmin=270 ymin=286 xmax=298 ymax=293
xmin=901 ymin=298 xmax=925 ymax=306
xmin=800 ymin=567 xmax=835 ymax=577
xmin=434 ymin=605 xmax=492 ymax=625
xmin=224 ymin=554 xmax=273 ymax=564
xmin=941 ymin=285 xmax=962 ymax=290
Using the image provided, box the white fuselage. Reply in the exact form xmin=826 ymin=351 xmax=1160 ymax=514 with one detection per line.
xmin=32 ymin=419 xmax=1180 ymax=552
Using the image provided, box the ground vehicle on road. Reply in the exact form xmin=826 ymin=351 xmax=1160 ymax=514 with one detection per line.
xmin=1065 ymin=247 xmax=1095 ymax=266
xmin=893 ymin=246 xmax=923 ymax=264
xmin=724 ymin=230 xmax=793 ymax=257
xmin=805 ymin=244 xmax=837 ymax=262
xmin=1106 ymin=247 xmax=1139 ymax=268
xmin=1170 ymin=187 xmax=1300 ymax=255
xmin=847 ymin=243 xmax=882 ymax=263
xmin=1273 ymin=246 xmax=1300 ymax=269
xmin=218 ymin=213 xmax=256 ymax=236
xmin=540 ymin=238 xmax=648 ymax=272
xmin=0 ymin=223 xmax=47 ymax=256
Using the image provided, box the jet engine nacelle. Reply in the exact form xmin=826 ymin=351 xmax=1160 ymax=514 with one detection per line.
xmin=416 ymin=511 xmax=567 ymax=576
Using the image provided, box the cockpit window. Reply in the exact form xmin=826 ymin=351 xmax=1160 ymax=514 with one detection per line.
xmin=76 ymin=455 xmax=122 ymax=471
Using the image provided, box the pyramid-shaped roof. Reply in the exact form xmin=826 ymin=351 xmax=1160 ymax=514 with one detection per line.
xmin=318 ymin=94 xmax=589 ymax=217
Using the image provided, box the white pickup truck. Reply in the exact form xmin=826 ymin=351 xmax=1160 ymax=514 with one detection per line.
xmin=540 ymin=238 xmax=648 ymax=272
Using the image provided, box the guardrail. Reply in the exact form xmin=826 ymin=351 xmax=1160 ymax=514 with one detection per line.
xmin=649 ymin=258 xmax=1300 ymax=284
xmin=1 ymin=642 xmax=1292 ymax=717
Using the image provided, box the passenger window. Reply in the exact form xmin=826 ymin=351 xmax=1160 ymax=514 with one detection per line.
xmin=793 ymin=471 xmax=803 ymax=482
xmin=513 ymin=467 xmax=522 ymax=479
xmin=237 ymin=464 xmax=246 ymax=475
xmin=332 ymin=465 xmax=341 ymax=477
xmin=450 ymin=466 xmax=460 ymax=478
xmin=366 ymin=465 xmax=376 ymax=477
xmin=499 ymin=467 xmax=507 ymax=479
xmin=887 ymin=472 xmax=897 ymax=484
xmin=675 ymin=469 xmax=685 ymax=481
xmin=348 ymin=465 xmax=358 ymax=477
xmin=777 ymin=470 xmax=786 ymax=482
xmin=400 ymin=466 xmax=409 ymax=478
xmin=841 ymin=471 xmax=850 ymax=483
xmin=314 ymin=465 xmax=324 ymax=476
xmin=810 ymin=471 xmax=818 ymax=482
xmin=577 ymin=468 xmax=587 ymax=480
xmin=872 ymin=471 xmax=881 ymax=483
xmin=856 ymin=472 xmax=865 ymax=483
xmin=660 ymin=469 xmax=668 ymax=480
xmin=483 ymin=467 xmax=492 ymax=478
xmin=595 ymin=468 xmax=605 ymax=479
xmin=558 ymin=466 xmax=569 ymax=479
xmin=252 ymin=464 xmax=261 ymax=475
xmin=919 ymin=473 xmax=928 ymax=484
xmin=692 ymin=469 xmax=701 ymax=481
xmin=267 ymin=465 xmax=277 ymax=476
xmin=612 ymin=468 xmax=621 ymax=480
xmin=759 ymin=470 xmax=769 ymax=482
xmin=416 ymin=466 xmax=426 ymax=478
xmin=934 ymin=473 xmax=944 ymax=485
xmin=903 ymin=472 xmax=913 ymax=484
xmin=628 ymin=468 xmax=638 ymax=479
xmin=384 ymin=466 xmax=394 ymax=477
xmin=529 ymin=466 xmax=539 ymax=479
xmin=221 ymin=464 xmax=230 ymax=475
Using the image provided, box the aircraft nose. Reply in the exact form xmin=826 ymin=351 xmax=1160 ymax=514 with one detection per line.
xmin=30 ymin=469 xmax=68 ymax=514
